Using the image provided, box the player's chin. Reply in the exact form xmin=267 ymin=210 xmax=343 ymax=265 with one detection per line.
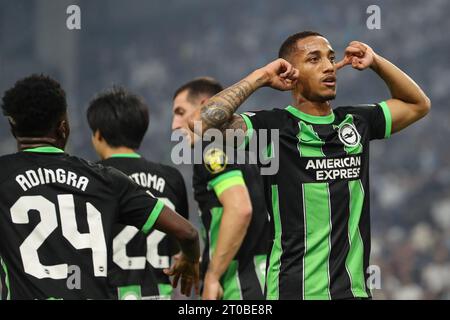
xmin=319 ymin=88 xmax=337 ymax=101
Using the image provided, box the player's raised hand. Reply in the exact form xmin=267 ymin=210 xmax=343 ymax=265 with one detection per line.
xmin=164 ymin=253 xmax=200 ymax=297
xmin=336 ymin=41 xmax=376 ymax=71
xmin=257 ymin=58 xmax=300 ymax=91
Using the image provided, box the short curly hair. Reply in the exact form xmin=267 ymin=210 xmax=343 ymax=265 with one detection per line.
xmin=1 ymin=74 xmax=67 ymax=137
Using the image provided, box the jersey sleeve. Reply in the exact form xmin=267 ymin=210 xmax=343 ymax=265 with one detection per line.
xmin=239 ymin=110 xmax=276 ymax=150
xmin=173 ymin=169 xmax=189 ymax=220
xmin=196 ymin=144 xmax=246 ymax=198
xmin=110 ymin=168 xmax=165 ymax=234
xmin=350 ymin=101 xmax=392 ymax=140
xmin=238 ymin=109 xmax=284 ymax=168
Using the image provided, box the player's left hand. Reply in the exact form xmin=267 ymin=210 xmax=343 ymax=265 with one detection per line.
xmin=164 ymin=253 xmax=200 ymax=297
xmin=202 ymin=273 xmax=224 ymax=300
xmin=336 ymin=41 xmax=376 ymax=71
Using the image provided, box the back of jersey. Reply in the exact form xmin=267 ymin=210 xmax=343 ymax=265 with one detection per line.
xmin=0 ymin=148 xmax=162 ymax=300
xmin=100 ymin=155 xmax=189 ymax=300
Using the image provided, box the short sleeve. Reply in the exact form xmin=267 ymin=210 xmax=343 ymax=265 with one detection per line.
xmin=346 ymin=102 xmax=392 ymax=140
xmin=196 ymin=143 xmax=245 ymax=198
xmin=239 ymin=110 xmax=274 ymax=149
xmin=111 ymin=168 xmax=165 ymax=234
xmin=173 ymin=170 xmax=189 ymax=220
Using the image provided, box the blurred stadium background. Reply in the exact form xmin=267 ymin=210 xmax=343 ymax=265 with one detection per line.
xmin=0 ymin=0 xmax=449 ymax=299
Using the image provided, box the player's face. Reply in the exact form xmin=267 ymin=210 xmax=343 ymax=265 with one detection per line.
xmin=172 ymin=90 xmax=199 ymax=146
xmin=290 ymin=36 xmax=337 ymax=102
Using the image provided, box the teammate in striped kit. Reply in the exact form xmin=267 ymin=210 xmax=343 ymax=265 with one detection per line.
xmin=190 ymin=31 xmax=431 ymax=299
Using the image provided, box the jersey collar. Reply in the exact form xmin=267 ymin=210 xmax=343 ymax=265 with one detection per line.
xmin=22 ymin=146 xmax=64 ymax=153
xmin=109 ymin=152 xmax=141 ymax=159
xmin=285 ymin=105 xmax=335 ymax=124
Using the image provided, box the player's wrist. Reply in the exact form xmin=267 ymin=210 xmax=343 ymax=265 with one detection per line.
xmin=205 ymin=269 xmax=221 ymax=281
xmin=248 ymin=69 xmax=270 ymax=89
xmin=370 ymin=53 xmax=382 ymax=72
xmin=206 ymin=262 xmax=224 ymax=280
xmin=180 ymin=252 xmax=199 ymax=264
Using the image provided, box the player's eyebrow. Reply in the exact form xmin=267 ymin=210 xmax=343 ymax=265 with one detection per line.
xmin=306 ymin=48 xmax=335 ymax=56
xmin=305 ymin=50 xmax=321 ymax=57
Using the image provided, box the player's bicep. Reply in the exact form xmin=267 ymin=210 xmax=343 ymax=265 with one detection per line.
xmin=222 ymin=114 xmax=248 ymax=147
xmin=384 ymin=98 xmax=427 ymax=134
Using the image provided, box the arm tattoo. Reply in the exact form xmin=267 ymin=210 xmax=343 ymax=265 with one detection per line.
xmin=227 ymin=115 xmax=247 ymax=131
xmin=200 ymin=80 xmax=255 ymax=129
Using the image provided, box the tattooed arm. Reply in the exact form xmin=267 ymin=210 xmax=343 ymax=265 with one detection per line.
xmin=191 ymin=58 xmax=300 ymax=134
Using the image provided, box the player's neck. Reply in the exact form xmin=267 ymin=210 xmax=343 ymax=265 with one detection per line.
xmin=292 ymin=100 xmax=333 ymax=116
xmin=17 ymin=137 xmax=64 ymax=152
xmin=103 ymin=146 xmax=138 ymax=160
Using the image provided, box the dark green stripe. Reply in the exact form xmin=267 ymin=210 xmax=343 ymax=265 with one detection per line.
xmin=221 ymin=261 xmax=242 ymax=300
xmin=296 ymin=122 xmax=332 ymax=299
xmin=158 ymin=284 xmax=173 ymax=299
xmin=142 ymin=199 xmax=165 ymax=234
xmin=297 ymin=121 xmax=325 ymax=157
xmin=286 ymin=105 xmax=335 ymax=124
xmin=303 ymin=183 xmax=332 ymax=300
xmin=117 ymin=285 xmax=142 ymax=300
xmin=1 ymin=258 xmax=10 ymax=300
xmin=266 ymin=185 xmax=282 ymax=300
xmin=254 ymin=255 xmax=267 ymax=294
xmin=207 ymin=170 xmax=243 ymax=190
xmin=109 ymin=153 xmax=141 ymax=158
xmin=346 ymin=180 xmax=368 ymax=298
xmin=209 ymin=207 xmax=223 ymax=258
xmin=23 ymin=146 xmax=64 ymax=153
xmin=379 ymin=101 xmax=392 ymax=138
xmin=239 ymin=114 xmax=254 ymax=149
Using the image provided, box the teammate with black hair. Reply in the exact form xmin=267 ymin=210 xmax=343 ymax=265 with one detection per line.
xmin=0 ymin=75 xmax=199 ymax=300
xmin=87 ymin=86 xmax=189 ymax=299
xmin=191 ymin=32 xmax=431 ymax=299
xmin=173 ymin=78 xmax=269 ymax=300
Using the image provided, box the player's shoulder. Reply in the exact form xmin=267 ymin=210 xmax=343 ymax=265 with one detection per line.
xmin=147 ymin=159 xmax=185 ymax=183
xmin=68 ymin=154 xmax=130 ymax=185
xmin=241 ymin=107 xmax=291 ymax=130
xmin=241 ymin=107 xmax=287 ymax=120
xmin=0 ymin=152 xmax=21 ymax=163
xmin=334 ymin=103 xmax=381 ymax=115
xmin=0 ymin=152 xmax=25 ymax=181
xmin=334 ymin=103 xmax=383 ymax=121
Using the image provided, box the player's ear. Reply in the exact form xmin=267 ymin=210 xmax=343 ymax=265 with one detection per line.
xmin=93 ymin=130 xmax=103 ymax=142
xmin=57 ymin=118 xmax=70 ymax=142
xmin=199 ymin=97 xmax=209 ymax=106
